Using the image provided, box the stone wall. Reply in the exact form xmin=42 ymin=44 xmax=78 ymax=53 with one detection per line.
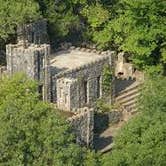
xmin=6 ymin=43 xmax=51 ymax=101
xmin=107 ymin=110 xmax=123 ymax=124
xmin=67 ymin=107 xmax=94 ymax=147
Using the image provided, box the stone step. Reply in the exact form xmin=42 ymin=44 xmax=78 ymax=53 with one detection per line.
xmin=115 ymin=83 xmax=140 ymax=97
xmin=123 ymin=99 xmax=137 ymax=108
xmin=116 ymin=88 xmax=139 ymax=101
xmin=124 ymin=103 xmax=137 ymax=112
xmin=100 ymin=143 xmax=115 ymax=153
xmin=116 ymin=90 xmax=140 ymax=102
xmin=130 ymin=109 xmax=139 ymax=115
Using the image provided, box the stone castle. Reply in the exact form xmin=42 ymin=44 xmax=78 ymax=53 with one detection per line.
xmin=2 ymin=20 xmax=138 ymax=147
xmin=3 ymin=20 xmax=115 ymax=147
xmin=6 ymin=20 xmax=115 ymax=111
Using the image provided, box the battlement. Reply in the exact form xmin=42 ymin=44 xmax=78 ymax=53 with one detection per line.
xmin=55 ymin=43 xmax=114 ymax=56
xmin=55 ymin=55 xmax=109 ymax=79
xmin=6 ymin=43 xmax=50 ymax=53
xmin=51 ymin=45 xmax=115 ymax=78
xmin=6 ymin=43 xmax=50 ymax=77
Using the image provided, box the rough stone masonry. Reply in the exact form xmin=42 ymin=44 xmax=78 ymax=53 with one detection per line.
xmin=5 ymin=20 xmax=115 ymax=146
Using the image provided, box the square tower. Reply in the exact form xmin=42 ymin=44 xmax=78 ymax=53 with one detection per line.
xmin=6 ymin=44 xmax=51 ymax=101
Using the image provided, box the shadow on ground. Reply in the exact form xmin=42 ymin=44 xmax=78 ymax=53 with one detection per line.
xmin=94 ymin=135 xmax=113 ymax=151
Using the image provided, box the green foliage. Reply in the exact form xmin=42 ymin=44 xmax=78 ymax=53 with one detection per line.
xmin=0 ymin=74 xmax=98 ymax=166
xmin=95 ymin=65 xmax=112 ymax=113
xmin=37 ymin=0 xmax=89 ymax=45
xmin=102 ymin=64 xmax=112 ymax=95
xmin=102 ymin=76 xmax=166 ymax=166
xmin=144 ymin=64 xmax=164 ymax=76
xmin=0 ymin=0 xmax=40 ymax=40
xmin=84 ymin=150 xmax=101 ymax=166
xmin=81 ymin=4 xmax=109 ymax=29
xmin=83 ymin=0 xmax=166 ymax=71
xmin=96 ymin=98 xmax=111 ymax=113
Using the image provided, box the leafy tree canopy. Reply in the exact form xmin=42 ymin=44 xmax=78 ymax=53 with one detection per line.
xmin=0 ymin=0 xmax=40 ymax=40
xmin=87 ymin=0 xmax=166 ymax=71
xmin=0 ymin=74 xmax=99 ymax=166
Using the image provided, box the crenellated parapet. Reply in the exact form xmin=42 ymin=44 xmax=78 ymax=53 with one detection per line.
xmin=51 ymin=46 xmax=115 ymax=79
xmin=56 ymin=43 xmax=114 ymax=56
xmin=6 ymin=44 xmax=50 ymax=77
xmin=55 ymin=56 xmax=109 ymax=79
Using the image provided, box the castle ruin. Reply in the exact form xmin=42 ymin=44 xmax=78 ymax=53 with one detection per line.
xmin=4 ymin=20 xmax=116 ymax=146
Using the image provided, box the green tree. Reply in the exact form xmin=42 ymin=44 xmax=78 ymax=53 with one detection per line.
xmin=0 ymin=74 xmax=98 ymax=166
xmin=0 ymin=0 xmax=40 ymax=40
xmin=102 ymin=76 xmax=166 ymax=166
xmin=102 ymin=64 xmax=112 ymax=95
xmin=84 ymin=0 xmax=166 ymax=72
xmin=37 ymin=0 xmax=88 ymax=46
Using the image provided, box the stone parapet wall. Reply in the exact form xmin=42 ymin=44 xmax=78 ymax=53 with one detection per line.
xmin=52 ymin=47 xmax=114 ymax=79
xmin=55 ymin=56 xmax=109 ymax=79
xmin=67 ymin=107 xmax=94 ymax=147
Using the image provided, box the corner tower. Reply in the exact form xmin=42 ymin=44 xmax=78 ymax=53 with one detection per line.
xmin=6 ymin=20 xmax=51 ymax=101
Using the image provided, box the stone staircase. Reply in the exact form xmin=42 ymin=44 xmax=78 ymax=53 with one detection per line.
xmin=94 ymin=77 xmax=143 ymax=153
xmin=115 ymin=80 xmax=141 ymax=114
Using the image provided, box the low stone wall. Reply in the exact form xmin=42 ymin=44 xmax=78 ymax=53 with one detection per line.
xmin=107 ymin=110 xmax=123 ymax=124
xmin=67 ymin=107 xmax=94 ymax=147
